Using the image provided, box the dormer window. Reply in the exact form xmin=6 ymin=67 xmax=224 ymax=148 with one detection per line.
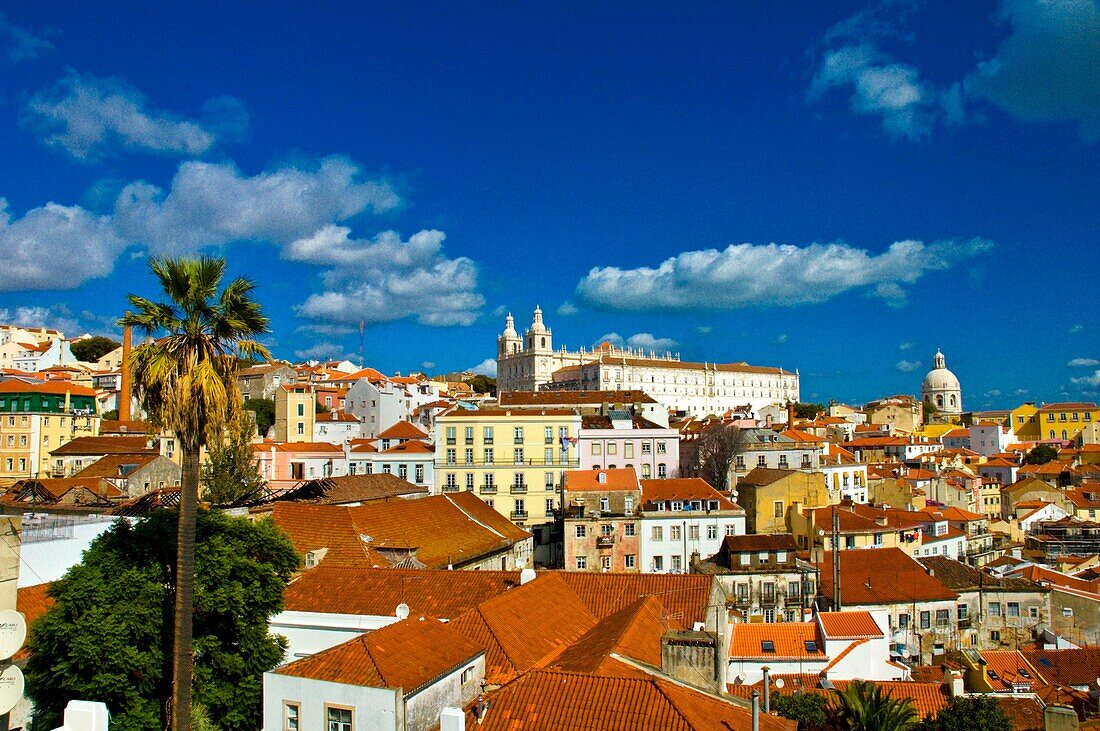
xmin=672 ymin=501 xmax=683 ymax=511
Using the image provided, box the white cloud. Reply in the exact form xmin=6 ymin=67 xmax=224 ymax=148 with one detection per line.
xmin=696 ymin=326 xmax=712 ymax=335
xmin=113 ymin=157 xmax=398 ymax=254
xmin=1070 ymin=324 xmax=1085 ymax=333
xmin=594 ymin=332 xmax=678 ymax=351
xmin=293 ymin=342 xmax=351 ymax=361
xmin=24 ymin=71 xmax=247 ymax=159
xmin=0 ymin=198 xmax=124 ymax=291
xmin=1069 ymin=358 xmax=1100 ymax=367
xmin=469 ymin=358 xmax=497 ymax=377
xmin=896 ymin=359 xmax=921 ymax=372
xmin=557 ymin=301 xmax=578 ymax=316
xmin=576 ymin=238 xmax=992 ymax=311
xmin=420 ymin=361 xmax=436 ymax=371
xmin=0 ymin=305 xmax=81 ymax=335
xmin=1015 ymin=388 xmax=1029 ymax=395
xmin=809 ymin=44 xmax=935 ymax=139
xmin=292 ymin=227 xmax=484 ymax=327
xmin=898 ymin=341 xmax=913 ymax=350
xmin=0 ymin=11 xmax=52 ymax=62
xmin=1072 ymin=370 xmax=1100 ymax=388
xmin=965 ymin=0 xmax=1100 ymax=141
xmin=985 ymin=389 xmax=1003 ymax=398
xmin=770 ymin=334 xmax=789 ymax=345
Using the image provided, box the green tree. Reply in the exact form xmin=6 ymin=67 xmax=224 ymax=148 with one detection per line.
xmin=697 ymin=423 xmax=745 ymax=491
xmin=120 ymin=256 xmax=270 ymax=731
xmin=71 ymin=335 xmax=122 ymax=363
xmin=1025 ymin=444 xmax=1059 ymax=465
xmin=916 ymin=696 xmax=1010 ymax=731
xmin=243 ymin=398 xmax=276 ymax=436
xmin=24 ymin=509 xmax=299 ymax=731
xmin=793 ymin=402 xmax=825 ymax=420
xmin=829 ymin=680 xmax=919 ymax=731
xmin=466 ymin=374 xmax=496 ymax=395
xmin=102 ymin=409 xmax=120 ymax=421
xmin=773 ymin=691 xmax=829 ymax=730
xmin=202 ymin=419 xmax=265 ymax=505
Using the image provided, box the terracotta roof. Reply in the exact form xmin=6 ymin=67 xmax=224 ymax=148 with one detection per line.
xmin=271 ymin=492 xmax=530 ymax=569
xmin=719 ymin=534 xmax=799 ymax=553
xmin=581 ymin=414 xmax=667 ymax=430
xmin=274 ymin=615 xmax=482 ymax=693
xmin=449 ymin=573 xmax=599 ymax=682
xmin=639 ymin=478 xmax=741 ymax=511
xmin=251 ymin=441 xmax=344 ymax=453
xmin=443 ymin=407 xmax=578 ymax=417
xmin=18 ymin=583 xmax=54 ymax=628
xmin=919 ymin=505 xmax=984 ymax=522
xmin=564 ymin=468 xmax=641 ymax=493
xmin=1038 ymin=402 xmax=1098 ymax=412
xmin=283 ymin=566 xmax=522 ymax=617
xmin=72 ymin=453 xmax=162 ymax=479
xmin=348 ymin=439 xmax=378 ymax=453
xmin=379 ymin=440 xmax=434 ymax=454
xmin=1065 ymin=488 xmax=1100 ymax=509
xmin=499 ymin=390 xmax=658 ymax=406
xmin=275 ymin=473 xmax=428 ymax=504
xmin=376 ymin=421 xmax=429 ymax=439
xmin=50 ymin=435 xmax=156 ymax=456
xmin=918 ymin=556 xmax=1045 ymax=593
xmin=817 ymin=611 xmax=884 ymax=639
xmin=547 ymin=595 xmax=678 ymax=674
xmin=315 ymin=411 xmax=358 ymax=423
xmin=994 ymin=696 xmax=1045 ymax=731
xmin=979 ymin=650 xmax=1044 ymax=691
xmin=729 ymin=622 xmax=824 ymax=660
xmin=0 ymin=379 xmax=98 ymax=397
xmin=815 ymin=548 xmax=958 ymax=606
xmin=738 ymin=467 xmax=801 ymax=486
xmin=585 ymin=353 xmax=790 ymax=376
xmin=1022 ymin=648 xmax=1100 ymax=688
xmin=555 ymin=572 xmax=716 ymax=628
xmin=98 ymin=420 xmax=151 ymax=434
xmin=473 ymin=669 xmax=795 ymax=731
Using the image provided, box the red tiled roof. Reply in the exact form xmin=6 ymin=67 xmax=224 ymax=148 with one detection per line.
xmin=473 ymin=669 xmax=795 ymax=730
xmin=564 ymin=468 xmax=640 ymax=493
xmin=274 ymin=615 xmax=482 ymax=693
xmin=376 ymin=421 xmax=429 ymax=439
xmin=548 ymin=595 xmax=678 ymax=674
xmin=379 ymin=440 xmax=434 ymax=454
xmin=0 ymin=379 xmax=97 ymax=396
xmin=72 ymin=453 xmax=162 ymax=478
xmin=817 ymin=611 xmax=884 ymax=639
xmin=251 ymin=441 xmax=344 ymax=453
xmin=50 ymin=435 xmax=157 ymax=456
xmin=979 ymin=650 xmax=1045 ymax=691
xmin=639 ymin=478 xmax=741 ymax=511
xmin=1038 ymin=402 xmax=1098 ymax=412
xmin=555 ymin=571 xmax=716 ymax=628
xmin=815 ymin=548 xmax=958 ymax=605
xmin=729 ymin=622 xmax=824 ymax=660
xmin=1022 ymin=648 xmax=1100 ymax=688
xmin=283 ymin=566 xmax=522 ymax=617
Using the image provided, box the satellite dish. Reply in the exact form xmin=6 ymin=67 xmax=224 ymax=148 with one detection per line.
xmin=900 ymin=647 xmax=910 ymax=658
xmin=734 ymin=674 xmax=746 ymax=685
xmin=0 ymin=664 xmax=23 ymax=715
xmin=395 ymin=603 xmax=410 ymax=620
xmin=775 ymin=678 xmax=786 ymax=689
xmin=0 ymin=610 xmax=26 ymax=661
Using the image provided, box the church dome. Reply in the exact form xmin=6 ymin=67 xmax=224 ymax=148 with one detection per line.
xmin=921 ymin=349 xmax=962 ymax=415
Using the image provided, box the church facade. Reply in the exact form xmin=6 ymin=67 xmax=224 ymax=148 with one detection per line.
xmin=496 ymin=308 xmax=800 ymax=417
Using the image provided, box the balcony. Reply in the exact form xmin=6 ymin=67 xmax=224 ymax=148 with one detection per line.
xmin=596 ymin=535 xmax=615 ymax=549
xmin=480 ymin=486 xmax=497 ymax=495
xmin=734 ymin=594 xmax=752 ymax=607
xmin=510 ymin=511 xmax=528 ymax=520
xmin=509 ymin=485 xmax=527 ymax=494
xmin=442 ymin=484 xmax=460 ymax=493
xmin=759 ymin=592 xmax=779 ymax=607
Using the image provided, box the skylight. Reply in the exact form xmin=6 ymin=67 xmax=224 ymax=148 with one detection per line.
xmin=805 ymin=641 xmax=818 ymax=653
xmin=761 ymin=640 xmax=775 ymax=653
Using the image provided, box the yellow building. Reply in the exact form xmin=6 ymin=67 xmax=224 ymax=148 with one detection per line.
xmin=274 ymin=384 xmax=317 ymax=442
xmin=734 ymin=467 xmax=831 ymax=534
xmin=0 ymin=381 xmax=100 ymax=486
xmin=433 ymin=408 xmax=580 ymax=530
xmin=1009 ymin=402 xmax=1040 ymax=441
xmin=790 ymin=504 xmax=903 ymax=555
xmin=1036 ymin=402 xmax=1099 ymax=442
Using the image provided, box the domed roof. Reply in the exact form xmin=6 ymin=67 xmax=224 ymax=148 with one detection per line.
xmin=922 ymin=350 xmax=960 ymax=392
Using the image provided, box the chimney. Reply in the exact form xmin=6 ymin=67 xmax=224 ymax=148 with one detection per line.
xmin=119 ymin=318 xmax=133 ymax=421
xmin=751 ymin=691 xmax=760 ymax=731
xmin=439 ymin=707 xmax=465 ymax=731
xmin=519 ymin=567 xmax=537 ymax=585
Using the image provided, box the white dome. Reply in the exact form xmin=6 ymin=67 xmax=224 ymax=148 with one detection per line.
xmin=922 ymin=368 xmax=960 ymax=392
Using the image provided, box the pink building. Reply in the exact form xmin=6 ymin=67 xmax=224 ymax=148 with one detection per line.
xmin=579 ymin=412 xmax=679 ymax=480
xmin=253 ymin=442 xmax=348 ymax=492
xmin=563 ymin=468 xmax=643 ymax=572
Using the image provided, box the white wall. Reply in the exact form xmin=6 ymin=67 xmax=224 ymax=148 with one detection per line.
xmin=640 ymin=512 xmax=745 ymax=573
xmin=269 ymin=610 xmax=399 ymax=662
xmin=263 ymin=674 xmax=400 ymax=731
xmin=18 ymin=515 xmax=118 ymax=587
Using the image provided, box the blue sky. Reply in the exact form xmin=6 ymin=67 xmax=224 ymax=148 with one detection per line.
xmin=0 ymin=1 xmax=1097 ymax=409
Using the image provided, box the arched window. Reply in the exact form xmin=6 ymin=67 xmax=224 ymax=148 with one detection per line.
xmin=1050 ymin=430 xmax=1056 ymax=439
xmin=949 ymin=395 xmax=957 ymax=407
xmin=541 ymin=337 xmax=546 ymax=348
xmin=1062 ymin=430 xmax=1068 ymax=440
xmin=936 ymin=395 xmax=944 ymax=408
xmin=641 ymin=464 xmax=651 ymax=478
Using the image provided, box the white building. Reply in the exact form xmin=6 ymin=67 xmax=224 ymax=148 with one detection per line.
xmin=346 ymin=378 xmax=442 ymax=439
xmin=495 ymin=308 xmax=799 ymax=417
xmin=7 ymin=338 xmax=78 ymax=372
xmin=638 ymin=478 xmax=746 ymax=574
xmin=969 ymin=422 xmax=1016 ymax=456
xmin=314 ymin=411 xmax=362 ymax=444
xmin=922 ymin=350 xmax=963 ymax=418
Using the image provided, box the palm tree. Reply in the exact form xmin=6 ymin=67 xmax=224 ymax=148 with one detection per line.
xmin=829 ymin=680 xmax=919 ymax=731
xmin=121 ymin=256 xmax=269 ymax=731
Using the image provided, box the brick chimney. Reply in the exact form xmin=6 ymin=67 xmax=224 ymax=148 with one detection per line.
xmin=119 ymin=317 xmax=132 ymax=421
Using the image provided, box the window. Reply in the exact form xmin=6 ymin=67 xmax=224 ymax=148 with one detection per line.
xmin=465 ymin=426 xmax=474 ymax=444
xmin=936 ymin=609 xmax=950 ymax=627
xmin=761 ymin=640 xmax=776 ymax=653
xmin=625 ymin=554 xmax=636 ymax=569
xmin=898 ymin=612 xmax=910 ymax=629
xmin=513 ymin=498 xmax=525 ymax=516
xmin=461 ymin=666 xmax=476 ymax=684
xmin=653 ymin=556 xmax=663 ymax=571
xmin=989 ymin=601 xmax=1001 ymax=617
xmin=592 ymin=443 xmax=602 ymax=455
xmin=1029 ymin=606 xmax=1039 ymax=619
xmin=398 ymin=464 xmax=408 ymax=480
xmin=483 ymin=427 xmax=494 ymax=444
xmin=545 ymin=472 xmax=555 ymax=489
xmin=657 ymin=441 xmax=667 ymax=454
xmin=757 ymin=455 xmax=767 ymax=466
xmin=284 ymin=702 xmax=300 ymax=731
xmin=805 ymin=640 xmax=818 ymax=653
xmin=990 ymin=630 xmax=1001 ymax=642
xmin=296 ymin=403 xmax=304 ymax=417
xmin=778 ymin=455 xmax=788 ymax=468
xmin=625 ymin=523 xmax=635 ymax=536
xmin=607 ymin=442 xmax=617 ymax=454
xmin=576 ymin=556 xmax=587 ymax=570
xmin=465 ymin=472 xmax=475 ymax=490
xmin=1007 ymin=602 xmax=1020 ymax=617
xmin=599 ymin=496 xmax=610 ymax=511
xmin=640 ymin=442 xmax=650 ymax=454
xmin=484 ymin=448 xmax=494 ymax=464
xmin=789 ymin=581 xmax=801 ymax=598
xmin=657 ymin=463 xmax=667 ymax=478
xmin=671 ymin=555 xmax=682 ymax=571
xmin=513 ymin=472 xmax=525 ymax=489
xmin=707 ymin=524 xmax=718 ymax=540
xmin=726 ymin=524 xmax=738 ymax=536
xmin=957 ymin=604 xmax=968 ymax=621
xmin=625 ymin=442 xmax=634 ymax=458
xmin=773 ymin=501 xmax=784 ymax=518
xmin=600 ymin=555 xmax=611 ymax=570
xmin=624 ymin=495 xmax=634 ymax=513
xmin=735 ymin=455 xmax=745 ymax=470
xmin=465 ymin=448 xmax=474 ymax=464
xmin=326 ymin=706 xmax=353 ymax=731
xmin=381 ymin=463 xmax=391 ymax=474
xmin=296 ymin=422 xmax=304 ymax=436
xmin=545 ymin=426 xmax=554 ymax=444
xmin=670 ymin=525 xmax=681 ymax=541
xmin=513 ymin=448 xmax=524 ymax=464
xmin=446 ymin=473 xmax=457 ymax=489
xmin=845 ymin=536 xmax=856 ymax=550
xmin=513 ymin=426 xmax=524 ymax=444
xmin=688 ymin=524 xmax=699 ymax=540
xmin=641 ymin=463 xmax=651 ymax=478
xmin=652 ymin=526 xmax=663 ymax=541
xmin=446 ymin=448 xmax=456 ymax=465
xmin=920 ymin=611 xmax=931 ymax=629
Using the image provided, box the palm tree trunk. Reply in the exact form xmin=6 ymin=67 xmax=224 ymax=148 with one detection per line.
xmin=170 ymin=444 xmax=200 ymax=731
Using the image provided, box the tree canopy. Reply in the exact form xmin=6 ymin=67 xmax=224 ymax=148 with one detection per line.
xmin=697 ymin=423 xmax=745 ymax=491
xmin=916 ymin=695 xmax=1011 ymax=731
xmin=25 ymin=509 xmax=299 ymax=731
xmin=774 ymin=691 xmax=829 ymax=730
xmin=243 ymin=397 xmax=276 ymax=437
xmin=202 ymin=419 xmax=266 ymax=505
xmin=828 ymin=680 xmax=919 ymax=731
xmin=793 ymin=402 xmax=825 ymax=420
xmin=466 ymin=374 xmax=497 ymax=395
xmin=71 ymin=335 xmax=121 ymax=363
xmin=1025 ymin=444 xmax=1059 ymax=465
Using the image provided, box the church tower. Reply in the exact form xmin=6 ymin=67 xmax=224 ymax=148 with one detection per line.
xmin=525 ymin=305 xmax=552 ymax=353
xmin=497 ymin=312 xmax=521 ymax=359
